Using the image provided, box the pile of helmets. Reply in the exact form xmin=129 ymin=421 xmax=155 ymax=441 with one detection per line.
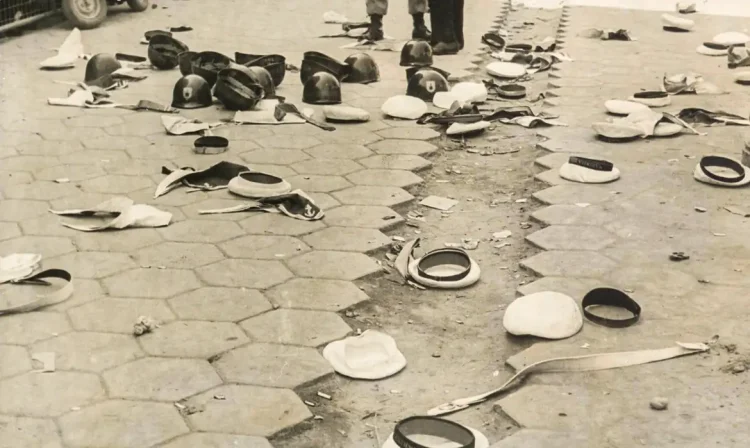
xmin=235 ymin=52 xmax=287 ymax=87
xmin=400 ymin=40 xmax=450 ymax=102
xmin=300 ymin=51 xmax=381 ymax=105
xmin=148 ymin=35 xmax=189 ymax=70
xmin=84 ymin=53 xmax=122 ymax=88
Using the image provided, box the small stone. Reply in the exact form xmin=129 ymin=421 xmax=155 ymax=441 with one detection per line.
xmin=694 ymin=206 xmax=707 ymax=213
xmin=304 ymin=400 xmax=317 ymax=407
xmin=732 ymin=363 xmax=746 ymax=374
xmin=432 ymin=352 xmax=441 ymax=358
xmin=317 ymin=391 xmax=332 ymax=400
xmin=650 ymin=397 xmax=668 ymax=410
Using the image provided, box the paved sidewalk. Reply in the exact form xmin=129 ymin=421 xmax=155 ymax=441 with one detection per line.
xmin=493 ymin=5 xmax=750 ymax=447
xmin=0 ymin=0 xmax=501 ymax=447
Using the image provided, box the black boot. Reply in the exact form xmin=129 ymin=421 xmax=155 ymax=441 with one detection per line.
xmin=454 ymin=0 xmax=464 ymax=50
xmin=430 ymin=0 xmax=459 ymax=55
xmin=360 ymin=14 xmax=384 ymax=41
xmin=412 ymin=13 xmax=432 ymax=41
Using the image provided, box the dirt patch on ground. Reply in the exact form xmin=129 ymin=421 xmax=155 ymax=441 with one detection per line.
xmin=273 ymin=5 xmax=564 ymax=447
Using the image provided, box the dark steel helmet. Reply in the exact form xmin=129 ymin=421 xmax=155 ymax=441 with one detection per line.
xmin=406 ymin=69 xmax=449 ymax=101
xmin=213 ymin=68 xmax=265 ymax=111
xmin=178 ymin=51 xmax=198 ymax=76
xmin=406 ymin=65 xmax=451 ymax=82
xmin=302 ymin=51 xmax=350 ymax=82
xmin=303 ymin=72 xmax=342 ymax=105
xmin=85 ymin=53 xmax=121 ymax=83
xmin=244 ymin=66 xmax=276 ymax=98
xmin=171 ymin=74 xmax=213 ymax=109
xmin=191 ymin=51 xmax=233 ymax=87
xmin=239 ymin=54 xmax=286 ymax=87
xmin=148 ymin=34 xmax=189 ymax=70
xmin=400 ymin=40 xmax=433 ymax=67
xmin=343 ymin=53 xmax=379 ymax=84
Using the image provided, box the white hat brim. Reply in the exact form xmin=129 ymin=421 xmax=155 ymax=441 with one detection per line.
xmin=693 ymin=158 xmax=750 ymax=187
xmin=322 ymin=330 xmax=407 ymax=380
xmin=408 ymin=256 xmax=481 ymax=289
xmin=382 ymin=425 xmax=490 ymax=448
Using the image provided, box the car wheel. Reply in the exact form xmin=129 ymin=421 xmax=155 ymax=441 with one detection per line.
xmin=62 ymin=0 xmax=108 ymax=29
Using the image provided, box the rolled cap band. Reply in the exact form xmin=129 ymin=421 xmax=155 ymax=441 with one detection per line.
xmin=699 ymin=155 xmax=746 ymax=183
xmin=569 ymin=156 xmax=614 ymax=172
xmin=393 ymin=417 xmax=475 ymax=448
xmin=582 ymin=287 xmax=641 ymax=328
xmin=416 ymin=248 xmax=472 ymax=282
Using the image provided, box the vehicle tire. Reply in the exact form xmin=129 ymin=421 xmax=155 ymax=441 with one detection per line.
xmin=62 ymin=0 xmax=108 ymax=29
xmin=127 ymin=0 xmax=149 ymax=12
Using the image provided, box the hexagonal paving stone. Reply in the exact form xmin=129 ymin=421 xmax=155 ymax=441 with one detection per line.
xmin=219 ymin=235 xmax=309 ymax=259
xmin=0 ymin=222 xmax=21 ymax=241
xmin=45 ymin=278 xmax=104 ymax=312
xmin=79 ymin=175 xmax=153 ymax=194
xmin=59 ymin=400 xmax=188 ymax=448
xmin=302 ymin=227 xmax=391 ymax=253
xmin=82 ymin=135 xmax=150 ymax=150
xmin=169 ymin=287 xmax=272 ymax=321
xmin=288 ymin=251 xmax=380 ymax=280
xmin=287 ymin=174 xmax=352 ymax=192
xmin=0 ymin=345 xmax=31 ymax=379
xmin=494 ymin=385 xmax=590 ymax=432
xmin=74 ymin=228 xmax=164 ymax=252
xmin=0 ymin=416 xmax=63 ymax=448
xmin=65 ymin=115 xmax=124 ymax=128
xmin=47 ymin=251 xmax=136 ymax=279
xmin=104 ymin=358 xmax=222 ymax=401
xmin=0 ymin=312 xmax=71 ymax=345
xmin=358 ymin=154 xmax=432 ymax=171
xmin=239 ymin=148 xmax=310 ymax=165
xmin=0 ymin=235 xmax=75 ymax=258
xmin=533 ymin=185 xmax=616 ymax=205
xmin=3 ymin=181 xmax=79 ymax=201
xmin=60 ymin=149 xmax=129 ymax=165
xmin=516 ymin=276 xmax=603 ymax=300
xmin=266 ymin=278 xmax=370 ymax=311
xmin=2 ymin=155 xmax=60 ymax=171
xmin=216 ymin=343 xmax=333 ymax=388
xmin=160 ymin=433 xmax=273 ymax=448
xmin=240 ymin=309 xmax=351 ymax=347
xmin=159 ymin=220 xmax=244 ymax=243
xmin=520 ymin=251 xmax=618 ymax=277
xmin=345 ymin=169 xmax=423 ymax=188
xmin=489 ymin=429 xmax=588 ymax=447
xmin=0 ymin=170 xmax=32 ymax=187
xmin=305 ymin=143 xmax=373 ymax=159
xmin=31 ymin=332 xmax=142 ymax=372
xmin=332 ymin=185 xmax=414 ymax=206
xmin=368 ymin=140 xmax=437 ymax=156
xmin=526 ymin=225 xmax=617 ymax=251
xmin=138 ymin=321 xmax=249 ymax=358
xmin=375 ymin=127 xmax=440 ymax=140
xmin=34 ymin=163 xmax=107 ymax=182
xmin=531 ymin=204 xmax=616 ymax=226
xmin=239 ymin=213 xmax=326 ymax=236
xmin=0 ymin=372 xmax=105 ymax=417
xmin=608 ymin=264 xmax=697 ymax=297
xmin=17 ymin=139 xmax=84 ymax=156
xmin=197 ymin=259 xmax=293 ymax=289
xmin=292 ymin=158 xmax=363 ymax=175
xmin=68 ymin=298 xmax=176 ymax=334
xmin=318 ymin=129 xmax=383 ymax=145
xmin=256 ymin=134 xmax=322 ymax=149
xmin=324 ymin=205 xmax=404 ymax=229
xmin=103 ymin=268 xmax=200 ymax=299
xmin=185 ymin=385 xmax=312 ymax=436
xmin=134 ymin=242 xmax=224 ymax=269
xmin=0 ymin=199 xmax=49 ymax=221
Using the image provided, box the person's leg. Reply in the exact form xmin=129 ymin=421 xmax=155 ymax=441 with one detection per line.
xmin=410 ymin=0 xmax=431 ymax=40
xmin=362 ymin=0 xmax=387 ymax=41
xmin=430 ymin=0 xmax=459 ymax=55
xmin=454 ymin=0 xmax=464 ymax=49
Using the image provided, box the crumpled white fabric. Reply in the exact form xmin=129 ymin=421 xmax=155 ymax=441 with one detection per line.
xmin=40 ymin=28 xmax=83 ymax=68
xmin=47 ymin=89 xmax=118 ymax=108
xmin=161 ymin=116 xmax=221 ymax=135
xmin=233 ymin=99 xmax=313 ymax=125
xmin=49 ymin=197 xmax=172 ymax=231
xmin=0 ymin=254 xmax=42 ymax=284
xmin=322 ymin=10 xmax=349 ymax=24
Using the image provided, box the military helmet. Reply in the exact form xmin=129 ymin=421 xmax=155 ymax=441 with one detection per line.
xmin=214 ymin=68 xmax=265 ymax=111
xmin=303 ymin=72 xmax=342 ymax=105
xmin=344 ymin=53 xmax=379 ymax=84
xmin=84 ymin=53 xmax=121 ymax=83
xmin=400 ymin=40 xmax=433 ymax=67
xmin=191 ymin=51 xmax=234 ymax=87
xmin=171 ymin=74 xmax=213 ymax=109
xmin=406 ymin=68 xmax=449 ymax=101
xmin=148 ymin=34 xmax=189 ymax=70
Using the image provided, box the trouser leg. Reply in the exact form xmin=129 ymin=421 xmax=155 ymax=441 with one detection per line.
xmin=409 ymin=0 xmax=428 ymax=14
xmin=454 ymin=0 xmax=464 ymax=49
xmin=366 ymin=0 xmax=388 ymax=16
